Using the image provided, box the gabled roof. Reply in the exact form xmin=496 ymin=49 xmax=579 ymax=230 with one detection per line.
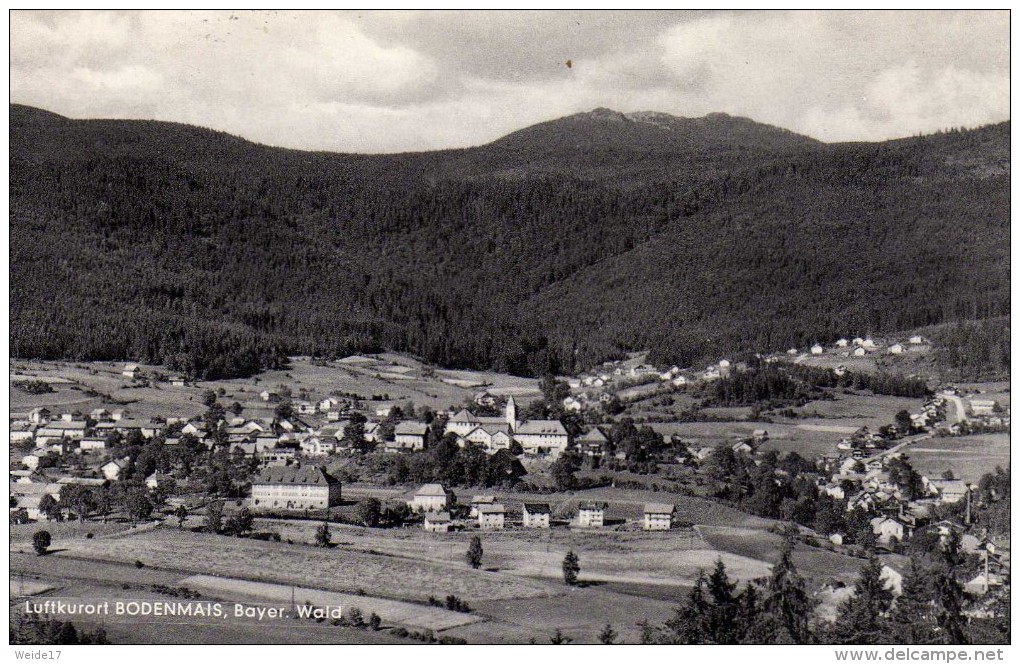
xmin=415 ymin=483 xmax=448 ymax=497
xmin=451 ymin=409 xmax=480 ymax=423
xmin=253 ymin=466 xmax=340 ymax=486
xmin=523 ymin=503 xmax=551 ymax=514
xmin=470 ymin=495 xmax=496 ymax=504
xmin=578 ymin=501 xmax=608 ymax=511
xmin=478 ymin=504 xmax=505 ymax=514
xmin=425 ymin=511 xmax=451 ymax=523
xmin=644 ymin=503 xmax=675 ymax=515
xmin=515 ymin=420 xmax=568 ymax=436
xmin=395 ymin=421 xmax=428 ymax=435
xmin=577 ymin=427 xmax=608 ymax=443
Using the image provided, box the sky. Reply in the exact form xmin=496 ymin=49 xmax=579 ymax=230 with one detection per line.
xmin=9 ymin=10 xmax=1011 ymax=153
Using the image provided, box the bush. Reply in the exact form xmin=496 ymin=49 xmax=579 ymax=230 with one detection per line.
xmin=134 ymin=560 xmax=145 ymax=568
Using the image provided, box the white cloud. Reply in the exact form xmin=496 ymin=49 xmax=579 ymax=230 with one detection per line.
xmin=9 ymin=10 xmax=1010 ymax=152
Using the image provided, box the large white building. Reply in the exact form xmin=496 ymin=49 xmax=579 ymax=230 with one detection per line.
xmin=250 ymin=466 xmax=342 ymax=511
xmin=446 ymin=397 xmax=569 ymax=457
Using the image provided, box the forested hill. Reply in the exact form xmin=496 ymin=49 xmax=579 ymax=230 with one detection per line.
xmin=10 ymin=104 xmax=1010 ymax=379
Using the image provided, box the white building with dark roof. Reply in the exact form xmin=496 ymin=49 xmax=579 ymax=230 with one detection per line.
xmin=250 ymin=466 xmax=341 ymax=511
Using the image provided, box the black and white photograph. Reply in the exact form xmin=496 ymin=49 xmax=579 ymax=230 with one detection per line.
xmin=7 ymin=8 xmax=1011 ymax=653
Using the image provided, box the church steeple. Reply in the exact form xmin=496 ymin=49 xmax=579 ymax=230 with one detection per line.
xmin=505 ymin=396 xmax=517 ymax=431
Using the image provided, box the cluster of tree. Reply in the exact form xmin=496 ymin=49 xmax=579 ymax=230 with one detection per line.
xmin=11 ymin=106 xmax=1008 ymax=379
xmin=642 ymin=532 xmax=999 ymax=645
xmin=10 ymin=614 xmax=110 ymax=645
xmin=698 ymin=362 xmax=828 ymax=408
xmin=367 ymin=426 xmax=527 ymax=489
xmin=702 ymin=447 xmax=822 ymax=524
xmin=927 ymin=318 xmax=1010 ymax=381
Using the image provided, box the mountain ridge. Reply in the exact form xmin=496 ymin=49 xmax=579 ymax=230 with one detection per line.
xmin=9 ymin=103 xmax=1010 ymax=379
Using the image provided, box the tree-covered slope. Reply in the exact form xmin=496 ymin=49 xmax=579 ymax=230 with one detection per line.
xmin=9 ymin=104 xmax=1009 ymax=378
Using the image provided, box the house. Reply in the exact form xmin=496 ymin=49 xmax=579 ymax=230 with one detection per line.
xmin=562 ymin=396 xmax=582 ymax=412
xmin=810 ymin=344 xmax=824 ymax=355
xmin=423 ymin=511 xmax=452 ymax=533
xmin=576 ymin=427 xmax=609 ymax=458
xmin=835 ymin=338 xmax=849 ymax=348
xmin=295 ymin=401 xmax=317 ymax=416
xmin=870 ymin=516 xmax=906 ymax=544
xmin=469 ymin=495 xmax=496 ymax=517
xmin=477 ymin=504 xmax=506 ymax=530
xmin=79 ymin=437 xmax=107 ymax=453
xmin=964 ymin=572 xmax=1004 ymax=596
xmin=36 ymin=421 xmax=87 ymax=440
xmin=671 ymin=375 xmax=688 ymax=387
xmin=522 ymin=503 xmax=551 ymax=528
xmin=577 ymin=501 xmax=607 ymax=528
xmin=318 ymin=397 xmax=343 ymax=412
xmin=90 ymin=408 xmax=112 ymax=421
xmin=786 ymin=348 xmax=799 ymax=355
xmin=852 ymin=337 xmax=865 ymax=346
xmin=169 ymin=376 xmax=187 ymax=387
xmin=410 ymin=484 xmax=453 ymax=512
xmin=250 ymin=465 xmax=341 ymax=511
xmin=28 ymin=407 xmax=51 ymax=424
xmin=853 ymin=347 xmax=867 ymax=357
xmin=930 ymin=479 xmax=969 ymax=504
xmin=393 ymin=421 xmax=428 ymax=451
xmin=122 ymin=363 xmax=141 ymax=379
xmin=363 ymin=422 xmax=381 ymax=443
xmin=446 ymin=409 xmax=482 ymax=436
xmin=880 ymin=560 xmax=908 ymax=596
xmin=969 ymin=399 xmax=997 ymax=416
xmin=473 ymin=391 xmax=497 ymax=407
xmin=909 ymin=336 xmax=926 ymax=345
xmin=145 ymin=472 xmax=172 ymax=490
xmin=643 ymin=503 xmax=674 ymax=531
xmin=514 ymin=419 xmax=570 ymax=457
xmin=888 ymin=344 xmax=904 ymax=355
xmin=101 ymin=457 xmax=132 ymax=481
xmin=21 ymin=453 xmax=42 ymax=470
xmin=259 ymin=390 xmax=279 ymax=403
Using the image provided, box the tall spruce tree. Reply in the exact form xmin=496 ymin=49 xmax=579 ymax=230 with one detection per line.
xmin=827 ymin=557 xmax=894 ymax=644
xmin=883 ymin=557 xmax=937 ymax=644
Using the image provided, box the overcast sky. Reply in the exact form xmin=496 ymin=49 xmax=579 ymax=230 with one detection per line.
xmin=10 ymin=10 xmax=1010 ymax=153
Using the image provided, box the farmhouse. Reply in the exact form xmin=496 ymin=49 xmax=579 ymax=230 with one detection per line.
xmin=643 ymin=503 xmax=675 ymax=531
xmin=90 ymin=408 xmax=112 ymax=421
xmin=469 ymin=495 xmax=496 ymax=517
xmin=101 ymin=457 xmax=132 ymax=481
xmin=36 ymin=421 xmax=86 ymax=440
xmin=250 ymin=465 xmax=342 ymax=511
xmin=477 ymin=504 xmax=506 ymax=529
xmin=78 ymin=437 xmax=106 ymax=453
xmin=576 ymin=427 xmax=609 ymax=458
xmin=577 ymin=501 xmax=607 ymax=528
xmin=836 ymin=338 xmax=849 ymax=347
xmin=930 ymin=479 xmax=969 ymax=504
xmin=122 ymin=363 xmax=141 ymax=378
xmin=423 ymin=511 xmax=452 ymax=533
xmin=394 ymin=421 xmax=428 ymax=450
xmin=410 ymin=483 xmax=453 ymax=512
xmin=259 ymin=390 xmax=280 ymax=403
xmin=870 ymin=516 xmax=906 ymax=544
xmin=145 ymin=472 xmax=172 ymax=489
xmin=888 ymin=344 xmax=904 ymax=355
xmin=810 ymin=344 xmax=823 ymax=355
xmin=473 ymin=391 xmax=497 ymax=407
xmin=28 ymin=407 xmax=51 ymax=424
xmin=522 ymin=503 xmax=551 ymax=528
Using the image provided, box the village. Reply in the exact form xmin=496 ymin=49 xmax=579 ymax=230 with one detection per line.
xmin=10 ymin=331 xmax=1010 ymax=608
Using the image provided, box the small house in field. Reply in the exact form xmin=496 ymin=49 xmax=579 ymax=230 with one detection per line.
xmin=423 ymin=511 xmax=452 ymax=533
xmin=410 ymin=483 xmax=453 ymax=512
xmin=90 ymin=408 xmax=112 ymax=421
xmin=169 ymin=376 xmax=188 ymax=387
xmin=643 ymin=503 xmax=675 ymax=531
xmin=786 ymin=348 xmax=798 ymax=356
xmin=122 ymin=363 xmax=141 ymax=379
xmin=810 ymin=344 xmax=824 ymax=355
xmin=835 ymin=338 xmax=849 ymax=348
xmin=909 ymin=336 xmax=926 ymax=345
xmin=853 ymin=347 xmax=867 ymax=357
xmin=469 ymin=495 xmax=496 ymax=517
xmin=477 ymin=504 xmax=506 ymax=530
xmin=970 ymin=399 xmax=997 ymax=416
xmin=145 ymin=472 xmax=172 ymax=490
xmin=523 ymin=503 xmax=551 ymax=528
xmin=259 ymin=390 xmax=279 ymax=403
xmin=577 ymin=501 xmax=607 ymax=528
xmin=888 ymin=344 xmax=904 ymax=355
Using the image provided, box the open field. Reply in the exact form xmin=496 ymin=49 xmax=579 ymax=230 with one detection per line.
xmin=9 ymin=521 xmax=139 ymax=543
xmin=906 ymin=433 xmax=1010 ymax=485
xmin=22 ymin=527 xmax=558 ymax=603
xmin=181 ymin=575 xmax=484 ymax=630
xmin=697 ymin=526 xmax=866 ymax=587
xmin=11 ymin=356 xmax=541 ymax=420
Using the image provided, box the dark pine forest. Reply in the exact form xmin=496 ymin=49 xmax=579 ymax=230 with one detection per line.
xmin=10 ymin=104 xmax=1010 ymax=379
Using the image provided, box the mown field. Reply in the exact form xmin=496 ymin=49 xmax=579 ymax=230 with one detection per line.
xmin=31 ymin=527 xmax=558 ymax=603
xmin=10 ymin=355 xmax=541 ymax=421
xmin=906 ymin=433 xmax=1010 ymax=485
